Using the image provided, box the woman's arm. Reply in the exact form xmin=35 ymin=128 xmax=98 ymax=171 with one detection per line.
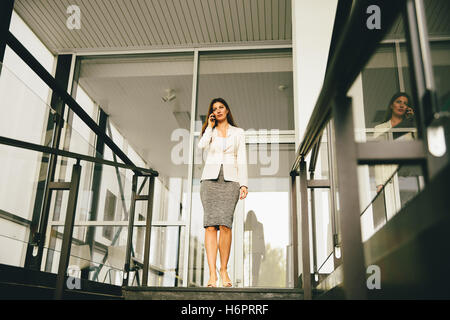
xmin=198 ymin=126 xmax=213 ymax=149
xmin=236 ymin=129 xmax=248 ymax=190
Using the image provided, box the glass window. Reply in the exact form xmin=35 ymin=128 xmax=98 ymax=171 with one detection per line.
xmin=345 ymin=12 xmax=426 ymax=242
xmin=422 ymin=0 xmax=450 ymax=112
xmin=195 ymin=49 xmax=294 ymax=132
xmin=0 ymin=10 xmax=55 ymax=269
xmin=3 ymin=11 xmax=55 ymax=102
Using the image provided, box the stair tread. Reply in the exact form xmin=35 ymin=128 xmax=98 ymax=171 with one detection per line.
xmin=122 ymin=286 xmax=304 ymax=300
xmin=1 ymin=281 xmax=124 ymax=299
xmin=124 ymin=286 xmax=303 ymax=293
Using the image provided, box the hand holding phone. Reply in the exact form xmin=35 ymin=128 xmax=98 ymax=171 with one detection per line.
xmin=405 ymin=105 xmax=414 ymax=119
xmin=208 ymin=114 xmax=216 ymax=128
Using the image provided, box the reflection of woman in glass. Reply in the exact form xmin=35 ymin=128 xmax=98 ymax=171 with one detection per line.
xmin=244 ymin=210 xmax=265 ymax=287
xmin=198 ymin=98 xmax=248 ymax=287
xmin=374 ymin=92 xmax=415 ymax=193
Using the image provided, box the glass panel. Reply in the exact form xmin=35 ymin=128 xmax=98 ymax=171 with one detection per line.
xmin=195 ymin=49 xmax=294 ymax=132
xmin=45 ymin=157 xmax=134 ymax=278
xmin=359 ymin=164 xmax=425 ymax=241
xmin=0 ymin=63 xmax=139 ymax=276
xmin=193 ymin=49 xmax=295 ymax=288
xmin=351 ymin=14 xmax=418 ymax=144
xmin=0 ymin=62 xmax=53 ymax=146
xmin=77 ymin=53 xmax=194 ymax=223
xmin=0 ymin=63 xmax=56 ymax=268
xmin=134 ymin=226 xmax=185 ymax=287
xmin=411 ymin=0 xmax=450 ymax=112
xmin=43 ymin=224 xmax=184 ymax=287
xmin=316 ymin=132 xmax=330 ymax=180
xmin=191 ymin=132 xmax=295 ymax=287
xmin=4 ymin=10 xmax=55 ymax=103
xmin=243 ymin=143 xmax=295 ymax=288
xmin=190 ymin=136 xmax=208 ymax=287
xmin=309 ymin=188 xmax=334 ymax=275
xmin=344 ymin=13 xmax=426 ymax=239
xmin=328 ymin=120 xmax=341 ymax=250
xmin=0 ymin=214 xmax=30 ymax=267
xmin=429 ymin=42 xmax=450 ymax=111
xmin=304 ymin=127 xmax=335 ymax=280
xmin=423 ymin=0 xmax=450 ymax=111
xmin=43 ymin=226 xmax=127 ymax=286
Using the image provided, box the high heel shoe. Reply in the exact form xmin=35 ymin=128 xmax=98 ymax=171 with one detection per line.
xmin=219 ymin=270 xmax=232 ymax=288
xmin=207 ymin=271 xmax=219 ymax=287
xmin=207 ymin=278 xmax=217 ymax=287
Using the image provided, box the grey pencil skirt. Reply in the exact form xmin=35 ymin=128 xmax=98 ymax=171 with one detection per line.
xmin=200 ymin=164 xmax=240 ymax=230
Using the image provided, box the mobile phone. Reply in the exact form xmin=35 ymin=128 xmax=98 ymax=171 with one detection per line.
xmin=405 ymin=106 xmax=413 ymax=119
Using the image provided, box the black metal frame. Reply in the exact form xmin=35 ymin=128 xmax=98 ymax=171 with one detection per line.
xmin=25 ymin=54 xmax=73 ymax=270
xmin=290 ymin=0 xmax=446 ymax=299
xmin=83 ymin=109 xmax=108 ymax=280
xmin=307 ymin=130 xmax=337 ymax=286
xmin=0 ymin=0 xmax=14 ymax=64
xmin=0 ymin=8 xmax=159 ymax=297
xmin=298 ymin=160 xmax=311 ymax=299
xmin=5 ymin=31 xmax=138 ymax=171
xmin=289 ymin=170 xmax=299 ymax=289
xmin=54 ymin=161 xmax=82 ymax=299
xmin=0 ymin=136 xmax=156 ymax=175
xmin=141 ymin=175 xmax=155 ymax=286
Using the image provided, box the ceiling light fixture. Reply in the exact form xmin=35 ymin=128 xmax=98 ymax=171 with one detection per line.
xmin=162 ymin=89 xmax=176 ymax=102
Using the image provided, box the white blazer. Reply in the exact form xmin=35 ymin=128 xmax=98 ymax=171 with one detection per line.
xmin=198 ymin=124 xmax=248 ymax=189
xmin=373 ymin=120 xmax=414 ymax=186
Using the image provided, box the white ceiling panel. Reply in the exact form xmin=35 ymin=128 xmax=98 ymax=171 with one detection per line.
xmin=14 ymin=0 xmax=292 ymax=54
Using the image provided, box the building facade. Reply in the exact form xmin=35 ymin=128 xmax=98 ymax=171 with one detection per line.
xmin=0 ymin=0 xmax=449 ymax=299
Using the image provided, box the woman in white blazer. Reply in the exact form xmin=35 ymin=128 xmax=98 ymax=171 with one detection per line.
xmin=198 ymin=97 xmax=248 ymax=287
xmin=373 ymin=92 xmax=415 ymax=219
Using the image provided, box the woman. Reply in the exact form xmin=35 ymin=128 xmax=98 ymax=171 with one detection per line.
xmin=373 ymin=92 xmax=416 ymax=223
xmin=374 ymin=92 xmax=415 ymax=194
xmin=198 ymin=97 xmax=248 ymax=288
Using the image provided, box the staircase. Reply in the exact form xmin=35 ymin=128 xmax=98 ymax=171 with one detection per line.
xmin=0 ymin=263 xmax=123 ymax=300
xmin=0 ymin=263 xmax=305 ymax=300
xmin=123 ymin=286 xmax=304 ymax=300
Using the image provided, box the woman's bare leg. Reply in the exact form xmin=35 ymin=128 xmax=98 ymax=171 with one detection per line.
xmin=205 ymin=226 xmax=218 ymax=286
xmin=218 ymin=225 xmax=232 ymax=286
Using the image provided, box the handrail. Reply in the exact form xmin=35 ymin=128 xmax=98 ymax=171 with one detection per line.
xmin=0 ymin=135 xmax=158 ymax=176
xmin=359 ymin=165 xmax=401 ymax=218
xmin=317 ymin=251 xmax=334 ymax=274
xmin=5 ymin=31 xmax=148 ymax=175
xmin=291 ymin=0 xmax=405 ymax=173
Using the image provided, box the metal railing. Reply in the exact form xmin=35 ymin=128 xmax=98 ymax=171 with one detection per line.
xmin=1 ymin=26 xmax=159 ymax=298
xmin=289 ymin=0 xmax=443 ymax=300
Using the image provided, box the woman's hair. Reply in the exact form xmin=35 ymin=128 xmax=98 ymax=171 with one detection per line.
xmin=201 ymin=98 xmax=237 ymax=135
xmin=383 ymin=91 xmax=412 ymax=122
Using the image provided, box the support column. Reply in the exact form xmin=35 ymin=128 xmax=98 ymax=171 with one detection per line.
xmin=332 ymin=95 xmax=366 ymax=299
xmin=299 ymin=160 xmax=311 ymax=300
xmin=289 ymin=170 xmax=299 ymax=288
xmin=123 ymin=174 xmax=138 ymax=286
xmin=142 ymin=176 xmax=155 ymax=286
xmin=83 ymin=109 xmax=107 ymax=280
xmin=54 ymin=161 xmax=82 ymax=300
xmin=25 ymin=54 xmax=73 ymax=270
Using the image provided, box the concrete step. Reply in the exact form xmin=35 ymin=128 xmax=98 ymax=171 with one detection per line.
xmin=123 ymin=286 xmax=304 ymax=300
xmin=0 ymin=263 xmax=123 ymax=300
xmin=0 ymin=281 xmax=124 ymax=300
